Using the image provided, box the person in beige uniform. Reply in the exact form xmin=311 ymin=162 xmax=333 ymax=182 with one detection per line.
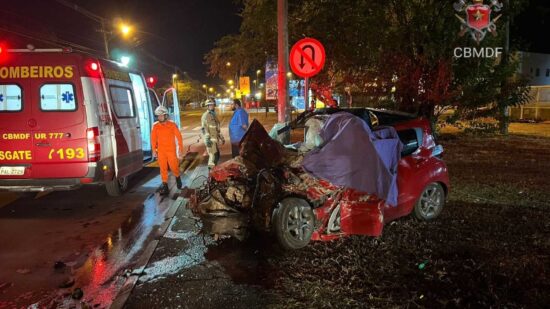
xmin=201 ymin=99 xmax=225 ymax=168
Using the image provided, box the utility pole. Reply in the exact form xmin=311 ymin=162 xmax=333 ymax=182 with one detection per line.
xmin=101 ymin=20 xmax=110 ymax=58
xmin=277 ymin=0 xmax=290 ymax=132
xmin=55 ymin=0 xmax=110 ymax=58
xmin=499 ymin=0 xmax=510 ymax=135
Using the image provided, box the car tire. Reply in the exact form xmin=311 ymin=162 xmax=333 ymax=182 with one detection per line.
xmin=105 ymin=176 xmax=128 ymax=197
xmin=414 ymin=182 xmax=445 ymax=221
xmin=273 ymin=197 xmax=315 ymax=250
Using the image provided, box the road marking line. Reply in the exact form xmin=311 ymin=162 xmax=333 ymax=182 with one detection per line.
xmin=192 ymin=126 xmax=202 ymax=131
xmin=182 ymin=126 xmax=189 ymax=130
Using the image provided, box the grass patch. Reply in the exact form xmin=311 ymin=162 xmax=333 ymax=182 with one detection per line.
xmin=264 ymin=133 xmax=550 ymax=307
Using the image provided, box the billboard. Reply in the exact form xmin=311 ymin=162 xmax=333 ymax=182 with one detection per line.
xmin=265 ymin=59 xmax=278 ymax=100
xmin=239 ymin=76 xmax=250 ymax=95
xmin=289 ymin=79 xmax=305 ymax=109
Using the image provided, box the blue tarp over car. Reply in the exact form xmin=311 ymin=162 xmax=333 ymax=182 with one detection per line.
xmin=301 ymin=112 xmax=403 ymax=206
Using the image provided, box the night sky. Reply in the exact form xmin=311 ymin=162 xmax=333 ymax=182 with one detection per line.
xmin=512 ymin=0 xmax=550 ymax=54
xmin=1 ymin=0 xmax=549 ymax=84
xmin=1 ymin=0 xmax=242 ymax=84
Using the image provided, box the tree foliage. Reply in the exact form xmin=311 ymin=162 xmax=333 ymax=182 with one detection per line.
xmin=206 ymin=0 xmax=531 ymax=121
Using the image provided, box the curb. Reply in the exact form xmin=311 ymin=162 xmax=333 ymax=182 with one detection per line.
xmin=110 ymin=156 xmax=202 ymax=309
xmin=110 ymin=197 xmax=186 ymax=309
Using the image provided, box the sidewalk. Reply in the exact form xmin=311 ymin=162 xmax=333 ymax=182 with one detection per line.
xmin=121 ymin=155 xmax=274 ymax=308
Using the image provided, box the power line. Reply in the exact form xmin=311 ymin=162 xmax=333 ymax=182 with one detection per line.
xmin=4 ymin=1 xmax=189 ymax=83
xmin=0 ymin=27 xmax=102 ymax=55
xmin=53 ymin=0 xmax=183 ymax=76
xmin=54 ymin=0 xmax=104 ymax=23
xmin=0 ymin=8 xmax=103 ymax=49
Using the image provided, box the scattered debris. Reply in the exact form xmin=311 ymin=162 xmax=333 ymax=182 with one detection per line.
xmin=58 ymin=278 xmax=75 ymax=289
xmin=0 ymin=282 xmax=12 ymax=292
xmin=54 ymin=261 xmax=66 ymax=270
xmin=71 ymin=288 xmax=84 ymax=300
xmin=418 ymin=260 xmax=429 ymax=270
xmin=130 ymin=267 xmax=146 ymax=276
xmin=16 ymin=268 xmax=31 ymax=274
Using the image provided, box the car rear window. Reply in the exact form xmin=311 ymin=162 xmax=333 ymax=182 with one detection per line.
xmin=397 ymin=128 xmax=422 ymax=156
xmin=110 ymin=86 xmax=135 ymax=118
xmin=40 ymin=83 xmax=77 ymax=111
xmin=0 ymin=84 xmax=23 ymax=112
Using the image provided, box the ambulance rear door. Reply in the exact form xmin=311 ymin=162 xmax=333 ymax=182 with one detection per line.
xmin=129 ymin=72 xmax=153 ymax=162
xmin=30 ymin=59 xmax=89 ymax=179
xmin=0 ymin=79 xmax=32 ymax=179
xmin=161 ymin=88 xmax=181 ymax=128
xmin=103 ymin=68 xmax=143 ymax=178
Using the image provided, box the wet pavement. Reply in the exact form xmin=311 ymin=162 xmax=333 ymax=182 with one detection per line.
xmin=0 ymin=167 xmax=183 ymax=308
xmin=124 ymin=166 xmax=276 ymax=309
xmin=0 ymin=110 xmax=285 ymax=308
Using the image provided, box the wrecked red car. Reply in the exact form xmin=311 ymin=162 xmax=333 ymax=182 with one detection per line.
xmin=187 ymin=108 xmax=449 ymax=250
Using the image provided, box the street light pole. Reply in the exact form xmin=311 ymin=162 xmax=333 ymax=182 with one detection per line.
xmin=255 ymin=69 xmax=261 ymax=95
xmin=55 ymin=0 xmax=111 ymax=58
xmin=277 ymin=0 xmax=289 ymax=131
xmin=499 ymin=0 xmax=511 ymax=134
xmin=202 ymin=84 xmax=208 ymax=100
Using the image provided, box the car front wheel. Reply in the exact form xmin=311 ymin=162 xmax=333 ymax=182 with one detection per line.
xmin=414 ymin=183 xmax=445 ymax=221
xmin=273 ymin=197 xmax=314 ymax=250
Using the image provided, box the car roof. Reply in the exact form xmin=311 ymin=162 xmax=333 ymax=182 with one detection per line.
xmin=310 ymin=107 xmax=416 ymax=126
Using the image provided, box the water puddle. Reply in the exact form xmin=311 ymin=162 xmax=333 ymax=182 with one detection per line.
xmin=35 ymin=192 xmax=173 ymax=308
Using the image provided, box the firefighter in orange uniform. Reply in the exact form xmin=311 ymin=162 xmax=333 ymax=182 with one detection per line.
xmin=151 ymin=106 xmax=184 ymax=195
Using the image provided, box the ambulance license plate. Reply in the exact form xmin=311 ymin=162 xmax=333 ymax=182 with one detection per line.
xmin=0 ymin=166 xmax=25 ymax=176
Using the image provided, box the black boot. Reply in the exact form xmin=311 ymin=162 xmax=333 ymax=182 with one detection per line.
xmin=159 ymin=182 xmax=169 ymax=195
xmin=176 ymin=176 xmax=182 ymax=189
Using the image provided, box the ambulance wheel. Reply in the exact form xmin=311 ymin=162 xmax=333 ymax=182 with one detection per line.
xmin=105 ymin=176 xmax=128 ymax=197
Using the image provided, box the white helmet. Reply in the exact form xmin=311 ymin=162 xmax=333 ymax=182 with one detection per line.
xmin=154 ymin=105 xmax=169 ymax=116
xmin=206 ymin=99 xmax=216 ymax=106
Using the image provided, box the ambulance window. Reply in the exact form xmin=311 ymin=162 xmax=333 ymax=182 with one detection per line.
xmin=148 ymin=89 xmax=160 ymax=109
xmin=110 ymin=86 xmax=135 ymax=118
xmin=40 ymin=84 xmax=77 ymax=111
xmin=0 ymin=84 xmax=23 ymax=112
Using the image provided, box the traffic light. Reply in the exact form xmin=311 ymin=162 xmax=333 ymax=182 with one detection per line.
xmin=146 ymin=76 xmax=158 ymax=88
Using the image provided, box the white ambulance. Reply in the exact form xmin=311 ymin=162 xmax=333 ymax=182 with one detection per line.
xmin=0 ymin=47 xmax=169 ymax=196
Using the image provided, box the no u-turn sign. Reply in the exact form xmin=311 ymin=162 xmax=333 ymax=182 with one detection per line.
xmin=290 ymin=38 xmax=326 ymax=78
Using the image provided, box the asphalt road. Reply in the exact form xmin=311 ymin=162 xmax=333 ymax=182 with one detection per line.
xmin=0 ymin=166 xmax=169 ymax=308
xmin=0 ymin=108 xmax=279 ymax=308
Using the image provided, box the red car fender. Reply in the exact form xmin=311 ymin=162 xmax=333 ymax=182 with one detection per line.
xmin=385 ymin=156 xmax=449 ymax=222
xmin=387 ymin=118 xmax=450 ymax=222
xmin=311 ymin=191 xmax=343 ymax=241
xmin=339 ymin=189 xmax=385 ymax=237
xmin=312 ymin=189 xmax=386 ymax=240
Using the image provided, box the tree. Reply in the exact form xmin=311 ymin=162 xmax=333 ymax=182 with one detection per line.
xmin=206 ymin=0 xmax=530 ymax=124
